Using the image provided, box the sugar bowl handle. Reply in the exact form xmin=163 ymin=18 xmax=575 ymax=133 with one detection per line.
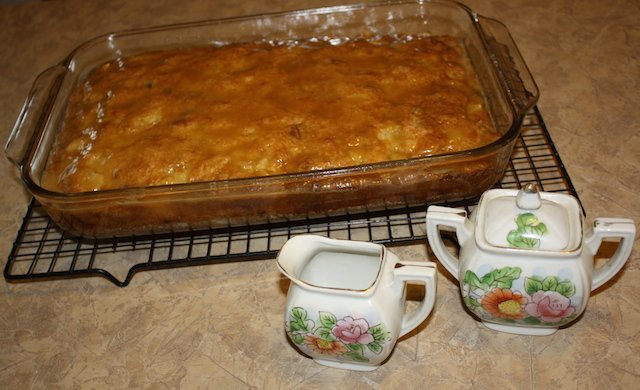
xmin=426 ymin=206 xmax=474 ymax=280
xmin=393 ymin=261 xmax=437 ymax=337
xmin=586 ymin=218 xmax=636 ymax=291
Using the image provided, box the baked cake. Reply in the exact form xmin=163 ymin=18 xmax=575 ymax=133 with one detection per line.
xmin=42 ymin=35 xmax=497 ymax=193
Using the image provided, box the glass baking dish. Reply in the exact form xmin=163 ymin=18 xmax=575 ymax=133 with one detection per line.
xmin=5 ymin=0 xmax=538 ymax=238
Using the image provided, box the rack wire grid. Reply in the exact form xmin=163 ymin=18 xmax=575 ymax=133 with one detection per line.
xmin=4 ymin=107 xmax=580 ymax=287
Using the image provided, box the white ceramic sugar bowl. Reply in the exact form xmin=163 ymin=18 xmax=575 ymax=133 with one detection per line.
xmin=426 ymin=183 xmax=635 ymax=336
xmin=277 ymin=235 xmax=437 ymax=370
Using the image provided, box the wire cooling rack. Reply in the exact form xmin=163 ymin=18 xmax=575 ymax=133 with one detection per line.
xmin=4 ymin=107 xmax=580 ymax=287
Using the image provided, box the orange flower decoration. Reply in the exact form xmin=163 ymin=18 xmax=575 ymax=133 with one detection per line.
xmin=303 ymin=334 xmax=348 ymax=356
xmin=480 ymin=288 xmax=527 ymax=320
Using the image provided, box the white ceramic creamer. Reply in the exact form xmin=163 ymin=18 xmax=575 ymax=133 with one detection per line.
xmin=277 ymin=235 xmax=437 ymax=370
xmin=426 ymin=184 xmax=635 ymax=336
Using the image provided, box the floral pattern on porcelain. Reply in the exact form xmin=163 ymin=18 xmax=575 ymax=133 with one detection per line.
xmin=286 ymin=307 xmax=390 ymax=363
xmin=462 ymin=266 xmax=580 ymax=327
xmin=507 ymin=213 xmax=548 ymax=248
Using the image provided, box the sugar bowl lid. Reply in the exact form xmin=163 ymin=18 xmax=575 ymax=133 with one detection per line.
xmin=476 ymin=183 xmax=583 ymax=252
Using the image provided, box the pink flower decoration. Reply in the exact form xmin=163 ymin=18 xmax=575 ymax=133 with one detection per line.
xmin=524 ymin=290 xmax=576 ymax=323
xmin=332 ymin=316 xmax=374 ymax=345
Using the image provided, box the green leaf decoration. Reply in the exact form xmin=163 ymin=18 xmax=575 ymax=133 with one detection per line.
xmin=463 ymin=270 xmax=489 ymax=291
xmin=480 ymin=271 xmax=494 ymax=286
xmin=524 ymin=276 xmax=544 ymax=296
xmin=525 ymin=275 xmax=576 ymax=298
xmin=463 ymin=296 xmax=480 ymax=309
xmin=289 ymin=309 xmax=302 ymax=326
xmin=507 ymin=230 xmax=539 ymax=248
xmin=481 ymin=267 xmax=521 ymax=289
xmin=507 ymin=230 xmax=522 ymax=248
xmin=369 ymin=324 xmax=389 ymax=343
xmin=523 ymin=316 xmax=542 ymax=325
xmin=367 ymin=341 xmax=383 ymax=354
xmin=345 ymin=343 xmax=368 ymax=362
xmin=314 ymin=326 xmax=335 ymax=341
xmin=318 ymin=311 xmax=337 ymax=329
xmin=289 ymin=322 xmax=305 ymax=332
xmin=507 ymin=213 xmax=548 ymax=248
xmin=555 ymin=280 xmax=577 ymax=298
xmin=532 ymin=223 xmax=548 ymax=236
xmin=515 ymin=214 xmax=528 ymax=229
xmin=518 ymin=213 xmax=539 ymax=227
xmin=292 ymin=333 xmax=305 ymax=344
xmin=463 ymin=270 xmax=479 ymax=285
xmin=522 ymin=235 xmax=540 ymax=248
xmin=291 ymin=307 xmax=306 ymax=321
xmin=347 ymin=343 xmax=364 ymax=352
xmin=289 ymin=307 xmax=313 ymax=333
xmin=542 ymin=276 xmax=559 ymax=291
xmin=345 ymin=352 xmax=369 ymax=362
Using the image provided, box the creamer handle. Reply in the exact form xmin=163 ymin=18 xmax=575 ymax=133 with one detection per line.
xmin=394 ymin=261 xmax=437 ymax=337
xmin=586 ymin=218 xmax=636 ymax=291
xmin=5 ymin=65 xmax=66 ymax=167
xmin=477 ymin=16 xmax=539 ymax=115
xmin=426 ymin=206 xmax=473 ymax=280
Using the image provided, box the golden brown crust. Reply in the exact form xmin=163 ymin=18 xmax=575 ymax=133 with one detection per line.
xmin=43 ymin=36 xmax=497 ymax=193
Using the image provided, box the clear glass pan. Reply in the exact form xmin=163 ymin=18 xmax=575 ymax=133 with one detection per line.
xmin=5 ymin=0 xmax=538 ymax=237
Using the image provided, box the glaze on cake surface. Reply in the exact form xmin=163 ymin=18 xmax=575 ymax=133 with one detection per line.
xmin=43 ymin=36 xmax=498 ymax=193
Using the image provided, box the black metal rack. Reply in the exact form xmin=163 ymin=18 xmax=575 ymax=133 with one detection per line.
xmin=4 ymin=107 xmax=580 ymax=287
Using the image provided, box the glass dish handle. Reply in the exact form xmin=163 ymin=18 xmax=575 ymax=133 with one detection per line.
xmin=478 ymin=16 xmax=539 ymax=114
xmin=5 ymin=65 xmax=66 ymax=167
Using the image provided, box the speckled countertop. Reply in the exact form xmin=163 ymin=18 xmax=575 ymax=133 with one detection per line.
xmin=1 ymin=0 xmax=639 ymax=388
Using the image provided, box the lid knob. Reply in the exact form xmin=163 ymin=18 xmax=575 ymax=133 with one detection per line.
xmin=516 ymin=183 xmax=541 ymax=210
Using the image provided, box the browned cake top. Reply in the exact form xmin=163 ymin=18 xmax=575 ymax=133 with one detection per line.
xmin=42 ymin=36 xmax=498 ymax=193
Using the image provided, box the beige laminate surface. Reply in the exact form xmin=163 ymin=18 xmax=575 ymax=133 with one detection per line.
xmin=1 ymin=0 xmax=639 ymax=388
